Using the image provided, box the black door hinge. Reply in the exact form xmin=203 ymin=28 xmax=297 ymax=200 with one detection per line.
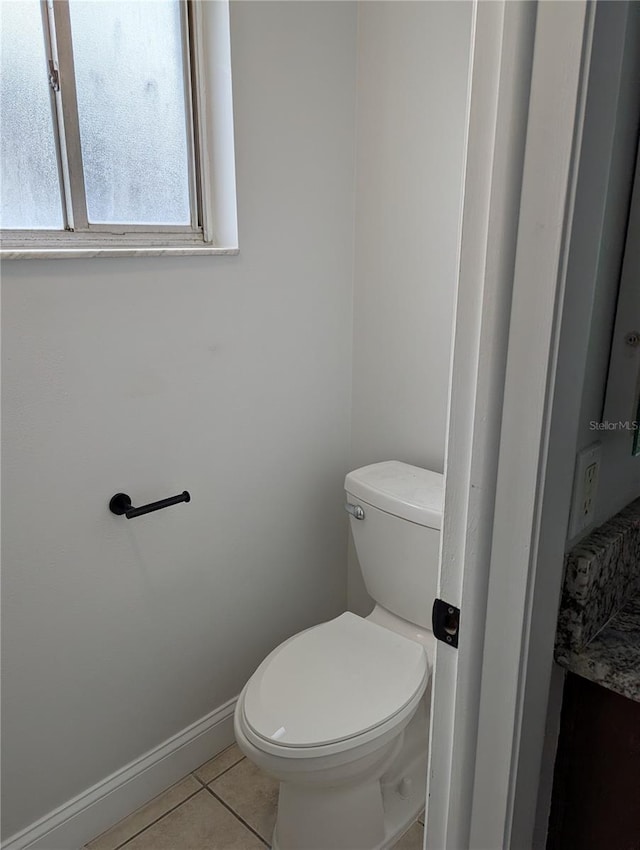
xmin=432 ymin=598 xmax=460 ymax=648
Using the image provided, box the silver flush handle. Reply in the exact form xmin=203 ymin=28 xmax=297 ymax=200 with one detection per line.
xmin=345 ymin=502 xmax=365 ymax=520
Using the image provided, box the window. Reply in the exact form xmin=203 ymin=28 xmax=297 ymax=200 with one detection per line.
xmin=0 ymin=0 xmax=238 ymax=257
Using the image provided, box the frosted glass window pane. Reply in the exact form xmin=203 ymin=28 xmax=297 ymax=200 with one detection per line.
xmin=69 ymin=0 xmax=191 ymax=225
xmin=0 ymin=1 xmax=64 ymax=230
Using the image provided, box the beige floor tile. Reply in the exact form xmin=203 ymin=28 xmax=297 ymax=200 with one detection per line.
xmin=194 ymin=743 xmax=245 ymax=785
xmin=86 ymin=776 xmax=201 ymax=850
xmin=123 ymin=790 xmax=265 ymax=850
xmin=210 ymin=758 xmax=279 ymax=843
xmin=393 ymin=820 xmax=424 ymax=850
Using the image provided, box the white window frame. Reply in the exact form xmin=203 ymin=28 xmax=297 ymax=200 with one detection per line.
xmin=1 ymin=0 xmax=238 ymax=260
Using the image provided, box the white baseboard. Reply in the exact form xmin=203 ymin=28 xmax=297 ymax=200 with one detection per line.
xmin=2 ymin=697 xmax=238 ymax=850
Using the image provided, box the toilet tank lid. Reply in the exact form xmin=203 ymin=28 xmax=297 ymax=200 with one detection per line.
xmin=345 ymin=461 xmax=443 ymax=529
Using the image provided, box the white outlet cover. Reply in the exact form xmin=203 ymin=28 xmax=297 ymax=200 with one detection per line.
xmin=568 ymin=441 xmax=602 ymax=541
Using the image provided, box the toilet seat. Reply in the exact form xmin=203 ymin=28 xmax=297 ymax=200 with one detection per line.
xmin=241 ymin=612 xmax=429 ymax=755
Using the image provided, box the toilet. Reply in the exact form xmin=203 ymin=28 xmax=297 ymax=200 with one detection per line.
xmin=234 ymin=461 xmax=443 ymax=850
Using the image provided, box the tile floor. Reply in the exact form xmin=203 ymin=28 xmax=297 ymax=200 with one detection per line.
xmin=85 ymin=744 xmax=424 ymax=850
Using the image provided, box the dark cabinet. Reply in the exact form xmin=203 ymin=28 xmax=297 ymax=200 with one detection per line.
xmin=547 ymin=673 xmax=640 ymax=850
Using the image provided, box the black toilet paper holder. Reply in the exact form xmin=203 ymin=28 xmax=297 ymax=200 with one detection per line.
xmin=109 ymin=490 xmax=191 ymax=519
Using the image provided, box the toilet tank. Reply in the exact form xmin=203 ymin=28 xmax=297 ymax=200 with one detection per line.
xmin=345 ymin=461 xmax=443 ymax=630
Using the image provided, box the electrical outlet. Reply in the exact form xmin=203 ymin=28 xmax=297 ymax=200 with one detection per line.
xmin=568 ymin=442 xmax=601 ymax=540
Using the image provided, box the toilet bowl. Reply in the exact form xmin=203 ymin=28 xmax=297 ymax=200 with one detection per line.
xmin=234 ymin=611 xmax=435 ymax=850
xmin=234 ymin=462 xmax=443 ymax=850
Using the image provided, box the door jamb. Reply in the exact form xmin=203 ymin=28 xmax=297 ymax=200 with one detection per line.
xmin=426 ymin=2 xmax=594 ymax=848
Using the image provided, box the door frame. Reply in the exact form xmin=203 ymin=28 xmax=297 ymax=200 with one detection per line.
xmin=425 ymin=2 xmax=595 ymax=848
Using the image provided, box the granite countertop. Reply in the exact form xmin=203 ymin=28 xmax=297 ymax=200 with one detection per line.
xmin=555 ymin=497 xmax=640 ymax=703
xmin=556 ymin=593 xmax=640 ymax=702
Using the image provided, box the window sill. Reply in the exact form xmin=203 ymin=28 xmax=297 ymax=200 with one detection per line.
xmin=0 ymin=245 xmax=240 ymax=261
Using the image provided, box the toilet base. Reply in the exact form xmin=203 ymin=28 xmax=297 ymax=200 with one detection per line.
xmin=271 ymin=746 xmax=426 ymax=850
xmin=269 ymin=699 xmax=429 ymax=850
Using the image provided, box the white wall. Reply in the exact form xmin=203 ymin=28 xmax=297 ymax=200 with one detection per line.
xmin=348 ymin=1 xmax=472 ymax=614
xmin=574 ymin=0 xmax=640 ymax=528
xmin=0 ymin=2 xmax=357 ymax=838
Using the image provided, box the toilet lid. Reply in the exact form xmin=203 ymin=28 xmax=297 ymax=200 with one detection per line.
xmin=243 ymin=612 xmax=429 ymax=748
